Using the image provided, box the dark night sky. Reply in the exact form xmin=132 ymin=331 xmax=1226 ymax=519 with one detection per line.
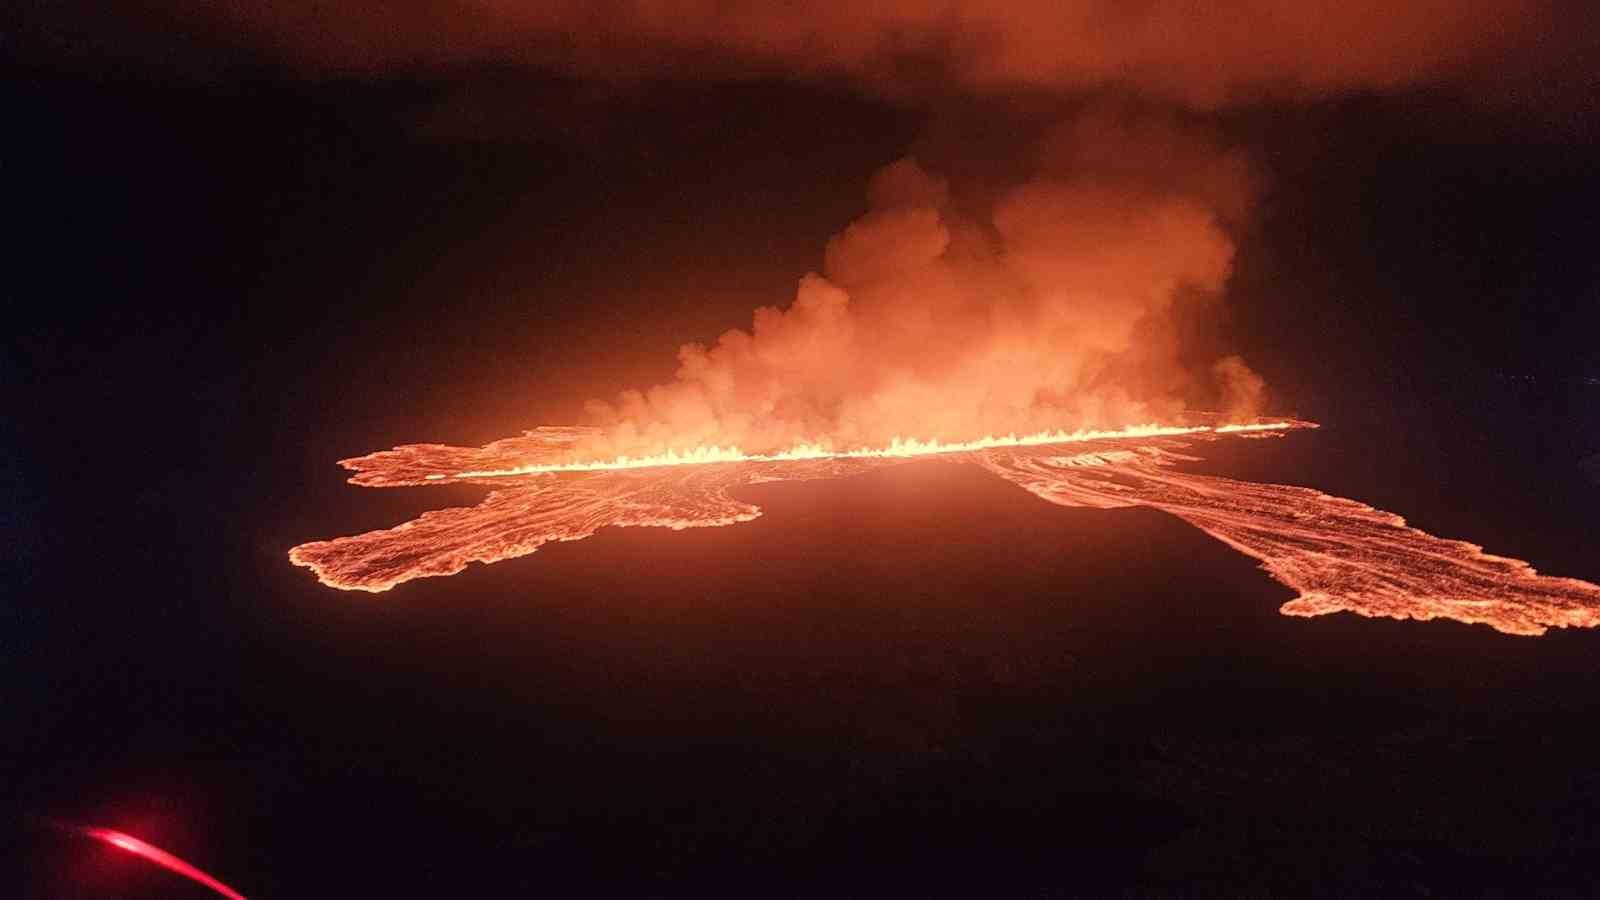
xmin=5 ymin=7 xmax=1600 ymax=897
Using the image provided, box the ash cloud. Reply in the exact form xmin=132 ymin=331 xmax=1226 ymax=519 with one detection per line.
xmin=582 ymin=111 xmax=1263 ymax=455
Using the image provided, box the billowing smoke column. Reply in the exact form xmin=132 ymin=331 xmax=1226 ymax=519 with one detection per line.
xmin=163 ymin=0 xmax=1579 ymax=459
xmin=581 ymin=111 xmax=1264 ymax=458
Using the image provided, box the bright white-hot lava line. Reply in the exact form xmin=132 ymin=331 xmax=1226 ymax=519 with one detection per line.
xmin=430 ymin=422 xmax=1289 ymax=478
xmin=288 ymin=419 xmax=1600 ymax=636
xmin=83 ymin=827 xmax=247 ymax=900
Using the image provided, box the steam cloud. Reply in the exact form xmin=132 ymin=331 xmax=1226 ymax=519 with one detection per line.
xmin=163 ymin=1 xmax=1582 ymax=455
xmin=582 ymin=111 xmax=1260 ymax=456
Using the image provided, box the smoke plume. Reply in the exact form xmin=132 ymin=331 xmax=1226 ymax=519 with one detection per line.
xmin=581 ymin=111 xmax=1261 ymax=456
xmin=119 ymin=1 xmax=1585 ymax=455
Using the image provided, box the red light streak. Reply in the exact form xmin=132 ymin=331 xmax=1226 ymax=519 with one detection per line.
xmin=84 ymin=827 xmax=248 ymax=900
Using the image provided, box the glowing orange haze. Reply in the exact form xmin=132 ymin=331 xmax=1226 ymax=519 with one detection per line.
xmin=192 ymin=0 xmax=1562 ymax=108
xmin=289 ymin=420 xmax=1600 ymax=636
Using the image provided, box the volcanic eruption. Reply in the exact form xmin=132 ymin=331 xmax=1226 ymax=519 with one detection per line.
xmin=266 ymin=0 xmax=1598 ymax=636
xmin=290 ymin=143 xmax=1600 ymax=637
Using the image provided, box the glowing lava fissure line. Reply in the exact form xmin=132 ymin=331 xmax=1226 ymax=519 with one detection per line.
xmin=83 ymin=827 xmax=248 ymax=900
xmin=430 ymin=421 xmax=1298 ymax=479
xmin=289 ymin=417 xmax=1600 ymax=636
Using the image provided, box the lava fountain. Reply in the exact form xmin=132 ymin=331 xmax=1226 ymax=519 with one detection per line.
xmin=289 ymin=420 xmax=1600 ymax=636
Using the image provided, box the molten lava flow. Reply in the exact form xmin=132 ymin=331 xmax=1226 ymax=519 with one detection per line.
xmin=289 ymin=420 xmax=1600 ymax=636
xmin=985 ymin=446 xmax=1600 ymax=637
xmin=84 ymin=827 xmax=247 ymax=900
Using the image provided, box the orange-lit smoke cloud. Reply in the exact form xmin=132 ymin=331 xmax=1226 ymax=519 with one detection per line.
xmin=580 ymin=112 xmax=1261 ymax=456
xmin=194 ymin=1 xmax=1560 ymax=107
xmin=169 ymin=1 xmax=1577 ymax=455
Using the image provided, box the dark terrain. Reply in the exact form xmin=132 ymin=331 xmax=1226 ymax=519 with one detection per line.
xmin=6 ymin=63 xmax=1599 ymax=897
